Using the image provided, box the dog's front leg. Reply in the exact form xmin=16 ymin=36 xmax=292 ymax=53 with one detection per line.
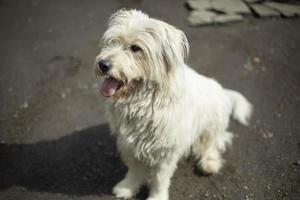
xmin=147 ymin=158 xmax=178 ymax=200
xmin=113 ymin=161 xmax=146 ymax=199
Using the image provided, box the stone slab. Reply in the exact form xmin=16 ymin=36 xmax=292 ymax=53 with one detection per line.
xmin=211 ymin=0 xmax=251 ymax=14
xmin=251 ymin=4 xmax=281 ymax=17
xmin=265 ymin=2 xmax=300 ymax=17
xmin=214 ymin=14 xmax=244 ymax=23
xmin=245 ymin=0 xmax=263 ymax=3
xmin=188 ymin=10 xmax=216 ymax=26
xmin=186 ymin=0 xmax=212 ymax=10
xmin=188 ymin=10 xmax=244 ymax=26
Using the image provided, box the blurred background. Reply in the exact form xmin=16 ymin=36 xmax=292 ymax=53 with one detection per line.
xmin=0 ymin=0 xmax=299 ymax=200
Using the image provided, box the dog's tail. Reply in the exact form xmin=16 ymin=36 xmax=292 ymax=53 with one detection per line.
xmin=225 ymin=89 xmax=253 ymax=126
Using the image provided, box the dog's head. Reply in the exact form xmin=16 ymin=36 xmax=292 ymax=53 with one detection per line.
xmin=95 ymin=9 xmax=189 ymax=98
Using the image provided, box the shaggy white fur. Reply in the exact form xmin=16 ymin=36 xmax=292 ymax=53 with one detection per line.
xmin=95 ymin=9 xmax=253 ymax=200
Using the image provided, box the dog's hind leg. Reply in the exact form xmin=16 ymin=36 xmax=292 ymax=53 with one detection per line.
xmin=192 ymin=130 xmax=233 ymax=174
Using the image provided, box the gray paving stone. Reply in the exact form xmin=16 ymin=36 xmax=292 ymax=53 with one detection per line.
xmin=188 ymin=10 xmax=244 ymax=26
xmin=214 ymin=14 xmax=244 ymax=23
xmin=245 ymin=0 xmax=263 ymax=3
xmin=211 ymin=0 xmax=251 ymax=14
xmin=251 ymin=4 xmax=281 ymax=17
xmin=186 ymin=0 xmax=212 ymax=10
xmin=188 ymin=10 xmax=216 ymax=26
xmin=265 ymin=2 xmax=300 ymax=17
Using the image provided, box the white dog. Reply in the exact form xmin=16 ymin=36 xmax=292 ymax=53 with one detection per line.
xmin=95 ymin=9 xmax=252 ymax=200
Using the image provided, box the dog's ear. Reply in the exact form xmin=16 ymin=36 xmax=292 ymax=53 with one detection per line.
xmin=160 ymin=23 xmax=189 ymax=71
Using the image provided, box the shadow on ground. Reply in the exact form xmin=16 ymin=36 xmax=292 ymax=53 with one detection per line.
xmin=0 ymin=124 xmax=129 ymax=197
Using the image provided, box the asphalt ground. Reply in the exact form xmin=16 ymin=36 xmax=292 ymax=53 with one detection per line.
xmin=0 ymin=0 xmax=299 ymax=200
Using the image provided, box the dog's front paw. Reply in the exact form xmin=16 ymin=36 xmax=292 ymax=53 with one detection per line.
xmin=146 ymin=197 xmax=168 ymax=200
xmin=147 ymin=198 xmax=165 ymax=200
xmin=113 ymin=186 xmax=134 ymax=199
xmin=146 ymin=192 xmax=168 ymax=200
xmin=199 ymin=159 xmax=223 ymax=174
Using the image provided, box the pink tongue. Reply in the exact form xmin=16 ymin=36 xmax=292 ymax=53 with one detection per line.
xmin=101 ymin=77 xmax=120 ymax=97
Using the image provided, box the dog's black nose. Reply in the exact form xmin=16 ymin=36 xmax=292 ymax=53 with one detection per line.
xmin=98 ymin=60 xmax=112 ymax=73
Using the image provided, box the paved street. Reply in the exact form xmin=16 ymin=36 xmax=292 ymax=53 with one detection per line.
xmin=0 ymin=0 xmax=299 ymax=200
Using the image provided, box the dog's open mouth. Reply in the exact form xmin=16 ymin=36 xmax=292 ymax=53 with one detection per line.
xmin=101 ymin=76 xmax=123 ymax=98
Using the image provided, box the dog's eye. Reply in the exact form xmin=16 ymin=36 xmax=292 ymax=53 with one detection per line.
xmin=130 ymin=45 xmax=142 ymax=53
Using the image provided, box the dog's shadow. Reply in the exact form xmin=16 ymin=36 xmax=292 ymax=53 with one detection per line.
xmin=0 ymin=124 xmax=149 ymax=198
